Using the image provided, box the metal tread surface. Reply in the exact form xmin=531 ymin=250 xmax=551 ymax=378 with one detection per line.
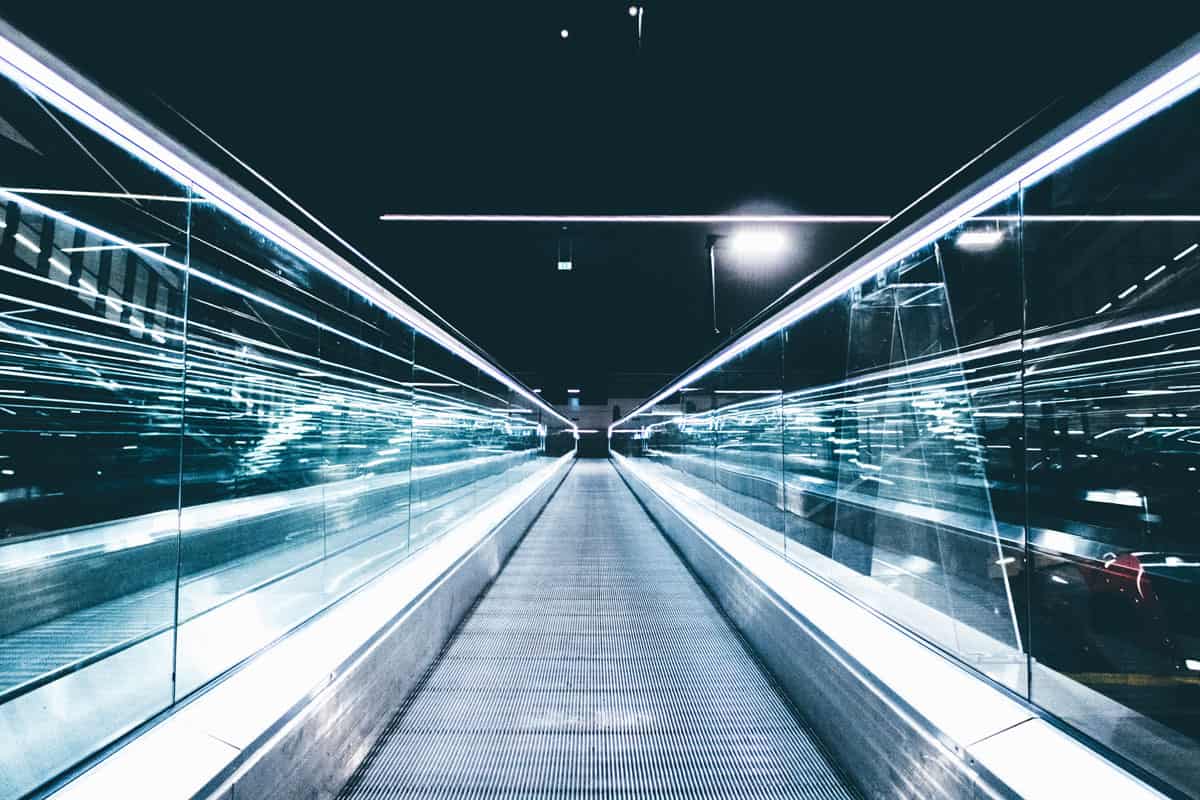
xmin=338 ymin=460 xmax=859 ymax=800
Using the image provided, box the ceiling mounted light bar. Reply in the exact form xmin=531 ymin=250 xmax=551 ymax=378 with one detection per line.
xmin=382 ymin=213 xmax=1200 ymax=224
xmin=379 ymin=214 xmax=891 ymax=224
xmin=611 ymin=35 xmax=1200 ymax=432
xmin=0 ymin=21 xmax=573 ymax=430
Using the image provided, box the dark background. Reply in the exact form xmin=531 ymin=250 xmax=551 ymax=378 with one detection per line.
xmin=3 ymin=1 xmax=1195 ymax=402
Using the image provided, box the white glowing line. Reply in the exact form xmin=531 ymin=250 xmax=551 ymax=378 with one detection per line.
xmin=1175 ymin=242 xmax=1199 ymax=260
xmin=956 ymin=229 xmax=1004 ymax=246
xmin=1117 ymin=284 xmax=1139 ymax=299
xmin=379 ymin=213 xmax=891 ymax=223
xmin=13 ymin=232 xmax=39 ymax=253
xmin=1029 ymin=304 xmax=1200 ymax=351
xmin=1144 ymin=265 xmax=1167 ymax=280
xmin=62 ymin=242 xmax=170 ymax=253
xmin=1085 ymin=489 xmax=1143 ymax=507
xmin=611 ymin=39 xmax=1200 ymax=432
xmin=1016 ymin=214 xmax=1200 ymax=222
xmin=713 ymin=389 xmax=783 ymax=394
xmin=0 ymin=27 xmax=572 ymax=431
xmin=2 ymin=187 xmax=200 ymax=202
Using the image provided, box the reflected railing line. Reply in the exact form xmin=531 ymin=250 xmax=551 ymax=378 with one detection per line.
xmin=160 ymin=102 xmax=502 ymax=369
xmin=0 ymin=190 xmax=189 ymax=271
xmin=0 ymin=292 xmax=184 ymax=356
xmin=0 ymin=265 xmax=183 ymax=332
xmin=0 ymin=302 xmax=434 ymax=420
xmin=622 ymin=299 xmax=1200 ymax=434
xmin=0 ymin=187 xmax=208 ymax=203
xmin=610 ymin=37 xmax=1200 ymax=433
xmin=0 ymin=23 xmax=572 ymax=431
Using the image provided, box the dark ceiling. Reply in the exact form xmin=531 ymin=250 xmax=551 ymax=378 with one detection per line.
xmin=4 ymin=1 xmax=1195 ymax=400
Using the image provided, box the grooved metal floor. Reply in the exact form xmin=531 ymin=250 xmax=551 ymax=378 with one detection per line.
xmin=338 ymin=461 xmax=858 ymax=799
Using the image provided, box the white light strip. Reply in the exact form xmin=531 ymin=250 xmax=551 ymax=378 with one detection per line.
xmin=0 ymin=25 xmax=573 ymax=431
xmin=62 ymin=242 xmax=170 ymax=253
xmin=1 ymin=187 xmax=201 ymax=202
xmin=611 ymin=38 xmax=1200 ymax=432
xmin=440 ymin=213 xmax=1199 ymax=224
xmin=713 ymin=389 xmax=783 ymax=394
xmin=379 ymin=213 xmax=891 ymax=224
xmin=13 ymin=232 xmax=39 ymax=253
xmin=1021 ymin=214 xmax=1200 ymax=222
xmin=956 ymin=230 xmax=1005 ymax=246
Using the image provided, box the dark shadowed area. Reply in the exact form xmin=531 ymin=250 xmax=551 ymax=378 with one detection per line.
xmin=2 ymin=1 xmax=1193 ymax=400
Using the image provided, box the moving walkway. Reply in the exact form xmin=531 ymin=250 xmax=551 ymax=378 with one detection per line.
xmin=0 ymin=17 xmax=1197 ymax=800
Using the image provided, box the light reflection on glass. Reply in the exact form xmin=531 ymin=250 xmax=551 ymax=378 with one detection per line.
xmin=0 ymin=63 xmax=571 ymax=800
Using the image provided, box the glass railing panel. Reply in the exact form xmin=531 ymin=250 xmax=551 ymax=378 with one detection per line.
xmin=0 ymin=77 xmax=192 ymax=798
xmin=781 ymin=297 xmax=851 ymax=562
xmin=545 ymin=404 xmax=579 ymax=458
xmin=502 ymin=387 xmax=546 ymax=487
xmin=174 ymin=203 xmax=330 ymax=696
xmin=609 ymin=38 xmax=1200 ymax=797
xmin=409 ymin=334 xmax=483 ymax=550
xmin=611 ymin=388 xmax=699 ymax=497
xmin=781 ymin=194 xmax=1026 ymax=690
xmin=713 ymin=332 xmax=785 ymax=550
xmin=673 ymin=375 xmax=720 ymax=506
xmin=310 ymin=273 xmax=415 ymax=600
xmin=777 ymin=293 xmax=854 ymax=563
xmin=1021 ymin=80 xmax=1200 ymax=793
xmin=0 ymin=28 xmax=574 ymax=799
xmin=932 ymin=197 xmax=1027 ymax=680
xmin=471 ymin=368 xmax=519 ymax=508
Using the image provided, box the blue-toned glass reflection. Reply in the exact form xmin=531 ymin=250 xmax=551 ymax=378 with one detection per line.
xmin=0 ymin=55 xmax=573 ymax=800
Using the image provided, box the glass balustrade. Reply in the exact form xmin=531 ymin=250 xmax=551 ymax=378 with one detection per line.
xmin=0 ymin=47 xmax=573 ymax=800
xmin=611 ymin=57 xmax=1200 ymax=796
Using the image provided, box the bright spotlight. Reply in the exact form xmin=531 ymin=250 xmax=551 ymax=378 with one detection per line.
xmin=628 ymin=5 xmax=639 ymax=15
xmin=955 ymin=229 xmax=1004 ymax=248
xmin=560 ymin=28 xmax=569 ymax=39
xmin=728 ymin=229 xmax=788 ymax=257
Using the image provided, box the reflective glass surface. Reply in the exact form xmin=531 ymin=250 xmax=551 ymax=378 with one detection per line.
xmin=612 ymin=75 xmax=1200 ymax=796
xmin=0 ymin=66 xmax=571 ymax=800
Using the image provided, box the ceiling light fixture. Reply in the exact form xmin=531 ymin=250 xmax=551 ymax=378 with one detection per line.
xmin=955 ymin=229 xmax=1004 ymax=248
